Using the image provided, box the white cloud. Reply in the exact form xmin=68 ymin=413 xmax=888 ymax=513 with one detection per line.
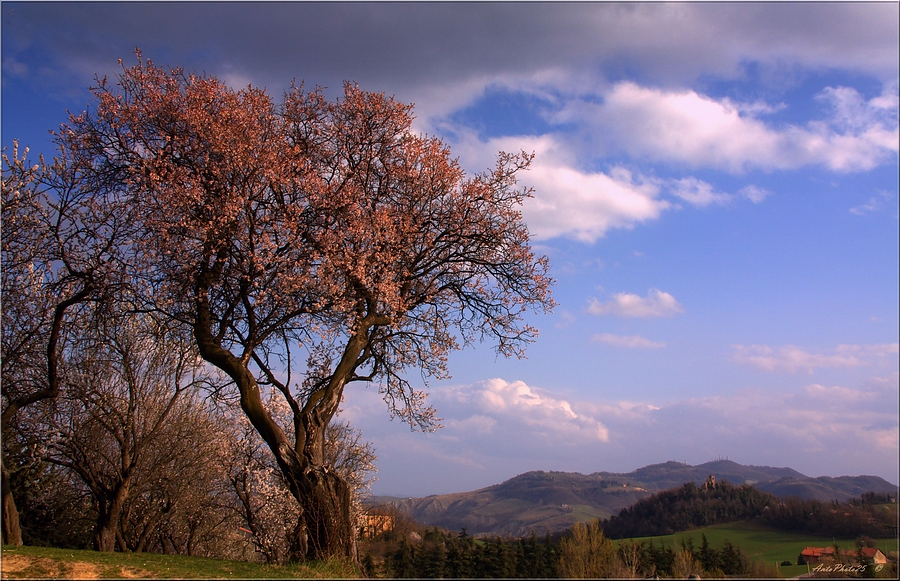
xmin=661 ymin=178 xmax=771 ymax=207
xmin=593 ymin=333 xmax=666 ymax=349
xmin=445 ymin=414 xmax=497 ymax=436
xmin=803 ymin=382 xmax=878 ymax=403
xmin=731 ymin=343 xmax=899 ymax=373
xmin=818 ymin=85 xmax=899 ymax=134
xmin=837 ymin=343 xmax=900 ymax=358
xmin=850 ymin=189 xmax=896 ymax=215
xmin=439 ymin=80 xmax=892 ymax=243
xmin=452 ymin=133 xmax=671 ymax=243
xmin=577 ymin=374 xmax=899 ymax=480
xmin=1 ymin=57 xmax=29 ymax=78
xmin=476 ymin=378 xmax=575 ymax=417
xmin=444 ymin=81 xmax=893 ymax=243
xmin=657 ymin=375 xmax=900 ymax=468
xmin=738 ymin=185 xmax=771 ymax=204
xmin=668 ymin=177 xmax=732 ymax=207
xmin=523 ymin=164 xmax=670 ymax=243
xmin=442 ymin=378 xmax=610 ymax=444
xmin=850 ymin=197 xmax=882 ymax=215
xmin=588 ymin=289 xmax=684 ymax=318
xmin=562 ymin=81 xmax=899 ymax=173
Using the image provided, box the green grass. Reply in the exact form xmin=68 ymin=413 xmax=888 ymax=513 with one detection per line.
xmin=1 ymin=545 xmax=360 ymax=579
xmin=616 ymin=520 xmax=898 ymax=578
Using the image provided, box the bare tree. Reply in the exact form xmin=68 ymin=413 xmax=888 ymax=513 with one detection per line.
xmin=618 ymin=539 xmax=646 ymax=579
xmin=557 ymin=521 xmax=619 ymax=578
xmin=324 ymin=419 xmax=378 ymax=533
xmin=117 ymin=395 xmax=247 ymax=559
xmin=44 ymin=312 xmax=215 ymax=551
xmin=221 ymin=394 xmax=302 ymax=564
xmin=672 ymin=549 xmax=703 ymax=579
xmin=2 ymin=139 xmax=137 ymax=545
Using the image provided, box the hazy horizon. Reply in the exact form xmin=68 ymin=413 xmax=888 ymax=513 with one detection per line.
xmin=368 ymin=458 xmax=900 ymax=499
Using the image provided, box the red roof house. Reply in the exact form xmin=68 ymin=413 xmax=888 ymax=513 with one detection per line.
xmin=859 ymin=547 xmax=887 ymax=565
xmin=800 ymin=546 xmax=836 ymax=564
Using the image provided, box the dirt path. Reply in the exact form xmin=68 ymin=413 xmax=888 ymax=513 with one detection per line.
xmin=1 ymin=554 xmax=150 ymax=579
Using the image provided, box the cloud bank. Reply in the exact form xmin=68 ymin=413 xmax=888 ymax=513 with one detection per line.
xmin=558 ymin=82 xmax=899 ymax=173
xmin=732 ymin=343 xmax=900 ymax=373
xmin=449 ymin=80 xmax=895 ymax=242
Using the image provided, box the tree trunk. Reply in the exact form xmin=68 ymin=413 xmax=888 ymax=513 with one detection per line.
xmin=94 ymin=484 xmax=129 ymax=552
xmin=289 ymin=467 xmax=358 ymax=565
xmin=1 ymin=460 xmax=23 ymax=546
xmin=95 ymin=518 xmax=118 ymax=552
xmin=192 ymin=274 xmax=362 ymax=567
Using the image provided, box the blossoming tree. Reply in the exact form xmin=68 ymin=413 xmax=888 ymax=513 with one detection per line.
xmin=53 ymin=53 xmax=554 ymax=562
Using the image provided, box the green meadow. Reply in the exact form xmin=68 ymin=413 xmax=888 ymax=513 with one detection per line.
xmin=619 ymin=520 xmax=898 ymax=578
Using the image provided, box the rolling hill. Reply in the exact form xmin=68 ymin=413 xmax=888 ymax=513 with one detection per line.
xmin=372 ymin=460 xmax=898 ymax=538
xmin=756 ymin=474 xmax=898 ymax=502
xmin=380 ymin=471 xmax=650 ymax=538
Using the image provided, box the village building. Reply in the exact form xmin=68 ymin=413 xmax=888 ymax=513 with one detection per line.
xmin=800 ymin=546 xmax=836 ymax=564
xmin=359 ymin=508 xmax=396 ymax=539
xmin=859 ymin=547 xmax=887 ymax=565
xmin=800 ymin=546 xmax=887 ymax=566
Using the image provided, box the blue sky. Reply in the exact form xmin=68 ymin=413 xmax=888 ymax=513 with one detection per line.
xmin=3 ymin=2 xmax=898 ymax=497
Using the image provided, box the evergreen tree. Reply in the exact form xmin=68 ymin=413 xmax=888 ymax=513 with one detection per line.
xmin=456 ymin=530 xmax=477 ymax=577
xmin=498 ymin=539 xmax=518 ymax=578
xmin=477 ymin=538 xmax=503 ymax=578
xmin=515 ymin=539 xmax=529 ymax=578
xmin=444 ymin=533 xmax=463 ymax=578
xmin=541 ymin=533 xmax=560 ymax=577
xmin=416 ymin=533 xmax=447 ymax=579
xmin=720 ymin=539 xmax=745 ymax=575
xmin=698 ymin=532 xmax=721 ymax=573
xmin=388 ymin=540 xmax=418 ymax=578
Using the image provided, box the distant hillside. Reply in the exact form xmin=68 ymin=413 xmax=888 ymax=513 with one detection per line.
xmin=615 ymin=460 xmax=806 ymax=491
xmin=373 ymin=461 xmax=898 ymax=538
xmin=383 ymin=471 xmax=650 ymax=538
xmin=757 ymin=475 xmax=898 ymax=502
xmin=600 ymin=480 xmax=779 ymax=539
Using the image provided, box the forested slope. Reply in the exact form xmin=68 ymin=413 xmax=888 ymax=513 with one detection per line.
xmin=600 ymin=480 xmax=777 ymax=539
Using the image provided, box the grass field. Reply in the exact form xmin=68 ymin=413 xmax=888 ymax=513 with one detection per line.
xmin=4 ymin=523 xmax=897 ymax=579
xmin=0 ymin=545 xmax=359 ymax=579
xmin=618 ymin=520 xmax=899 ymax=578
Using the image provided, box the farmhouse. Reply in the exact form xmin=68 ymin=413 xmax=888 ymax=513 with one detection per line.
xmin=800 ymin=546 xmax=836 ymax=564
xmin=800 ymin=546 xmax=887 ymax=566
xmin=859 ymin=547 xmax=887 ymax=565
